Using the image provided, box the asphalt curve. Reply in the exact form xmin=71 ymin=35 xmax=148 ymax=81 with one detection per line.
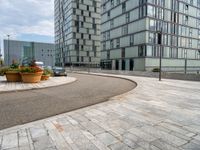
xmin=0 ymin=73 xmax=136 ymax=130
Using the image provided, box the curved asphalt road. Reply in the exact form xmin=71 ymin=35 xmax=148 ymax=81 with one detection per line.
xmin=0 ymin=73 xmax=136 ymax=130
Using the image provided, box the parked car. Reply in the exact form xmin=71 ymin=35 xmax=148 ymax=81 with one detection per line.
xmin=52 ymin=67 xmax=67 ymax=76
xmin=35 ymin=61 xmax=44 ymax=69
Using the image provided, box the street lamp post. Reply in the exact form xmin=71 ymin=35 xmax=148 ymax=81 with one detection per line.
xmin=157 ymin=31 xmax=162 ymax=81
xmin=184 ymin=50 xmax=187 ymax=74
xmin=7 ymin=35 xmax=10 ymax=65
xmin=87 ymin=51 xmax=91 ymax=73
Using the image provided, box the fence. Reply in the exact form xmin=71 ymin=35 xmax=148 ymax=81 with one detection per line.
xmin=66 ymin=66 xmax=200 ymax=81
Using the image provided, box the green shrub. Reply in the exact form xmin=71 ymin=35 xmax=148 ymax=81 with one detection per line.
xmin=0 ymin=60 xmax=20 ymax=76
xmin=43 ymin=68 xmax=53 ymax=76
xmin=10 ymin=63 xmax=19 ymax=69
xmin=152 ymin=68 xmax=160 ymax=72
xmin=0 ymin=67 xmax=9 ymax=76
xmin=7 ymin=68 xmax=20 ymax=72
xmin=10 ymin=60 xmax=19 ymax=69
xmin=20 ymin=67 xmax=43 ymax=73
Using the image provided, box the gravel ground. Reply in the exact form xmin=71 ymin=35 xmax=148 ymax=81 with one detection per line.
xmin=0 ymin=73 xmax=136 ymax=130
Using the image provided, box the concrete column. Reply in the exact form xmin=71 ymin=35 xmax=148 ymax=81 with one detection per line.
xmin=112 ymin=60 xmax=115 ymax=70
xmin=119 ymin=59 xmax=122 ymax=70
xmin=126 ymin=59 xmax=130 ymax=70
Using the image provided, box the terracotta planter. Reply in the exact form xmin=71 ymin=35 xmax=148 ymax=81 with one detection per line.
xmin=41 ymin=75 xmax=50 ymax=81
xmin=5 ymin=72 xmax=21 ymax=82
xmin=21 ymin=72 xmax=43 ymax=83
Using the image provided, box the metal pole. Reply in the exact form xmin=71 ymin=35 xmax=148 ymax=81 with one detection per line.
xmin=7 ymin=35 xmax=10 ymax=65
xmin=159 ymin=46 xmax=162 ymax=81
xmin=184 ymin=58 xmax=187 ymax=74
xmin=157 ymin=31 xmax=162 ymax=81
xmin=184 ymin=50 xmax=187 ymax=74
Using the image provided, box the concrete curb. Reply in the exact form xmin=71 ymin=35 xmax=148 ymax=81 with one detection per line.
xmin=72 ymin=71 xmax=137 ymax=86
xmin=0 ymin=77 xmax=77 ymax=94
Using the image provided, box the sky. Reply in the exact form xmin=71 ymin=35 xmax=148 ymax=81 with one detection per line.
xmin=0 ymin=0 xmax=54 ymax=56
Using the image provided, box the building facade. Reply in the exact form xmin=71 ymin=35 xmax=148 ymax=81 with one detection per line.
xmin=54 ymin=0 xmax=101 ymax=67
xmin=4 ymin=40 xmax=55 ymax=66
xmin=101 ymin=0 xmax=200 ymax=72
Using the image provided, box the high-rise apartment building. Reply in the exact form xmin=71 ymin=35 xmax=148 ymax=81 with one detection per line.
xmin=101 ymin=0 xmax=200 ymax=72
xmin=54 ymin=0 xmax=101 ymax=67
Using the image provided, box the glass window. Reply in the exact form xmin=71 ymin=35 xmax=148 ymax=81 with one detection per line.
xmin=111 ymin=0 xmax=114 ymax=7
xmin=121 ymin=48 xmax=125 ymax=58
xmin=110 ymin=40 xmax=114 ymax=49
xmin=146 ymin=46 xmax=153 ymax=56
xmin=103 ymin=42 xmax=106 ymax=50
xmin=153 ymin=46 xmax=160 ymax=57
xmin=126 ymin=13 xmax=130 ymax=23
xmin=171 ymin=36 xmax=177 ymax=46
xmin=189 ymin=39 xmax=192 ymax=48
xmin=103 ymin=4 xmax=106 ymax=12
xmin=139 ymin=0 xmax=147 ymax=5
xmin=116 ymin=38 xmax=120 ymax=48
xmin=107 ymin=51 xmax=110 ymax=59
xmin=138 ymin=45 xmax=146 ymax=57
xmin=107 ymin=11 xmax=110 ymax=19
xmin=170 ymin=48 xmax=178 ymax=58
xmin=110 ymin=19 xmax=114 ymax=28
xmin=147 ymin=5 xmax=155 ymax=17
xmin=107 ymin=32 xmax=110 ymax=40
xmin=156 ymin=0 xmax=164 ymax=7
xmin=139 ymin=5 xmax=147 ymax=18
xmin=103 ymin=33 xmax=106 ymax=40
xmin=156 ymin=7 xmax=164 ymax=19
xmin=149 ymin=19 xmax=156 ymax=31
xmin=184 ymin=15 xmax=189 ymax=25
xmin=122 ymin=2 xmax=126 ymax=13
xmin=189 ymin=28 xmax=193 ymax=37
xmin=149 ymin=32 xmax=155 ymax=43
xmin=198 ymin=30 xmax=200 ymax=39
xmin=130 ymin=34 xmax=134 ymax=46
xmin=147 ymin=0 xmax=155 ymax=4
xmin=121 ymin=25 xmax=128 ymax=35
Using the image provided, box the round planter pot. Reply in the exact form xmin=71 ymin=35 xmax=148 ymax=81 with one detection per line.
xmin=21 ymin=72 xmax=43 ymax=83
xmin=41 ymin=75 xmax=50 ymax=81
xmin=6 ymin=72 xmax=21 ymax=82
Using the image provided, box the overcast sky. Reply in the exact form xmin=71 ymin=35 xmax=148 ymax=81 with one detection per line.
xmin=0 ymin=0 xmax=54 ymax=54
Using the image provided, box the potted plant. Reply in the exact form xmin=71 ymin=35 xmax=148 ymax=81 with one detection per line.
xmin=20 ymin=66 xmax=43 ymax=83
xmin=5 ymin=60 xmax=21 ymax=82
xmin=41 ymin=68 xmax=52 ymax=81
xmin=0 ymin=67 xmax=9 ymax=76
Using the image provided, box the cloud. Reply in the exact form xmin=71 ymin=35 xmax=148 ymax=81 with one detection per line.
xmin=0 ymin=0 xmax=54 ymax=40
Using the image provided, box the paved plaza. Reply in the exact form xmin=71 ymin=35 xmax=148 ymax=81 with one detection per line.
xmin=0 ymin=76 xmax=76 ymax=93
xmin=0 ymin=73 xmax=200 ymax=150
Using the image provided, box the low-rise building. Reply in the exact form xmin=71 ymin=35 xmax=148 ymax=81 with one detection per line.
xmin=4 ymin=40 xmax=55 ymax=66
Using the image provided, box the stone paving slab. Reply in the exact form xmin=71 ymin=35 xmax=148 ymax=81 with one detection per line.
xmin=0 ymin=76 xmax=76 ymax=93
xmin=0 ymin=73 xmax=200 ymax=150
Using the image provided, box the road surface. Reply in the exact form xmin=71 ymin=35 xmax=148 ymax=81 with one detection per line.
xmin=0 ymin=73 xmax=136 ymax=130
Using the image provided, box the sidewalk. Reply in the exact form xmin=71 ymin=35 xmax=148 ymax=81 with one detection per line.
xmin=0 ymin=73 xmax=200 ymax=150
xmin=0 ymin=76 xmax=76 ymax=93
